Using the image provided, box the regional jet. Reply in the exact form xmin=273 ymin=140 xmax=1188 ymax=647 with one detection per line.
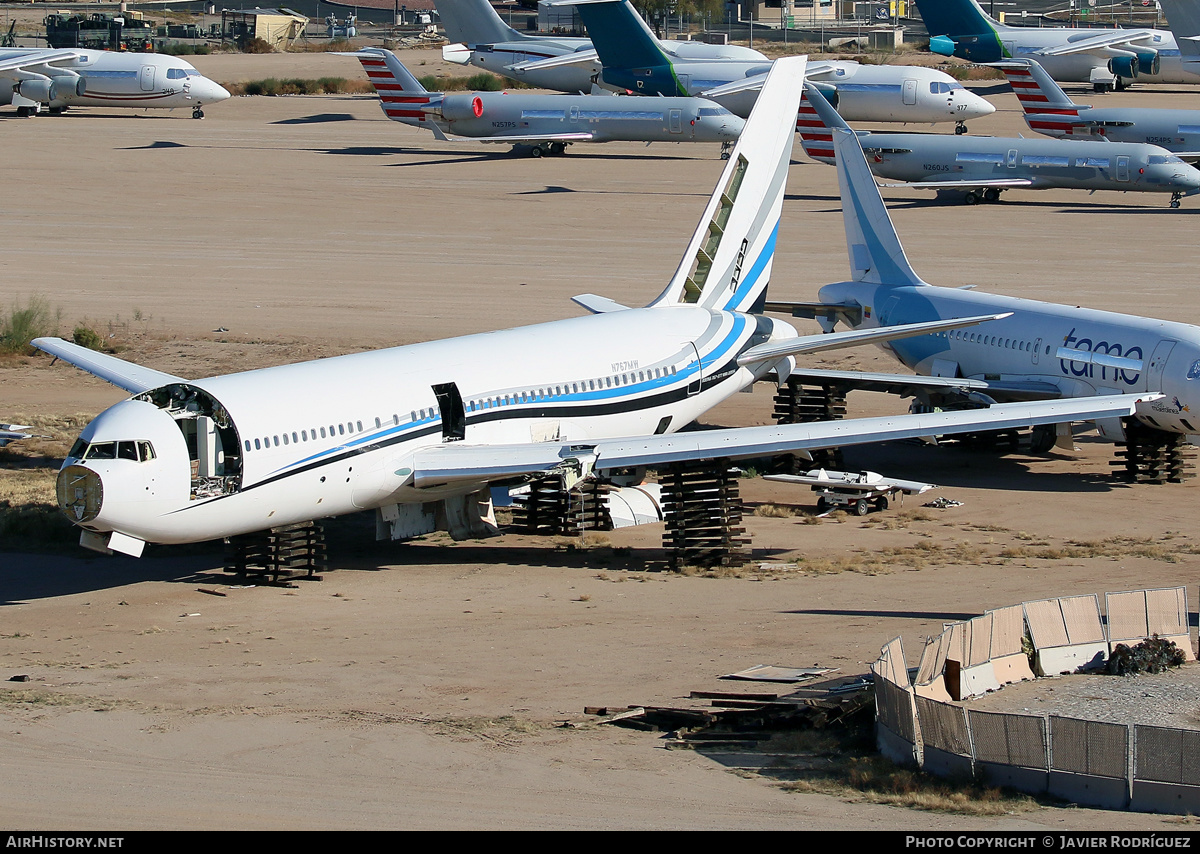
xmin=434 ymin=0 xmax=768 ymax=95
xmin=913 ymin=0 xmax=1192 ymax=91
xmin=549 ymin=0 xmax=995 ymax=132
xmin=992 ymin=58 xmax=1200 ymax=160
xmin=34 ymin=58 xmax=1145 ymax=558
xmin=348 ymin=48 xmax=742 ymax=157
xmin=0 ymin=423 xmax=33 ymax=447
xmin=796 ymin=89 xmax=1200 ymax=206
xmin=0 ymin=47 xmax=229 ymax=118
xmin=770 ymin=87 xmax=1198 ymax=478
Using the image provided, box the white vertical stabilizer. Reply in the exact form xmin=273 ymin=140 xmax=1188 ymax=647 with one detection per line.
xmin=650 ymin=56 xmax=807 ymax=312
xmin=806 ymin=84 xmax=927 ymax=289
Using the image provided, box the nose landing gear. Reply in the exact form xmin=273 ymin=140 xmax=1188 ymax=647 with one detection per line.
xmin=954 ymin=121 xmax=968 ymax=135
xmin=192 ymin=106 xmax=205 ymax=119
xmin=1170 ymin=191 xmax=1183 ymax=209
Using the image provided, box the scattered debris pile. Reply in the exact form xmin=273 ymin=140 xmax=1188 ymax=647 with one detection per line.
xmin=574 ymin=671 xmax=874 ymax=749
xmin=1106 ymin=634 xmax=1186 ymax=676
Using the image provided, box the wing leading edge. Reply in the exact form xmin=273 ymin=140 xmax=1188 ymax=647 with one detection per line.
xmin=411 ymin=394 xmax=1154 ymax=488
xmin=31 ymin=337 xmax=187 ymax=394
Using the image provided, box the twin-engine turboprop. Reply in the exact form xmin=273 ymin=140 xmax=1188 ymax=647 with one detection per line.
xmin=347 ymin=48 xmax=743 ymax=157
xmin=770 ymin=87 xmax=1196 ymax=476
xmin=36 ymin=57 xmax=1148 ymax=558
xmin=0 ymin=47 xmax=229 ymax=118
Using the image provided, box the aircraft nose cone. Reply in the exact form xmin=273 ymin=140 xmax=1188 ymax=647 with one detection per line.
xmin=57 ymin=464 xmax=103 ymax=524
xmin=202 ymin=79 xmax=231 ymax=103
xmin=959 ymin=92 xmax=996 ymax=118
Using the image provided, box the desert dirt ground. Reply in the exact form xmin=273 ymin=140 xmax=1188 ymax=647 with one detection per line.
xmin=3 ymin=48 xmax=1200 ymax=830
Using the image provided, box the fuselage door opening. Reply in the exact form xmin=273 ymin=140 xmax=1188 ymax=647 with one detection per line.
xmin=433 ymin=382 xmax=466 ymax=442
xmin=134 ymin=384 xmax=243 ymax=499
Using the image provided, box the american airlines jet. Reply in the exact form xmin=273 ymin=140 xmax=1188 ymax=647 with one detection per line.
xmin=0 ymin=47 xmax=230 ymax=118
xmin=35 ymin=58 xmax=1145 ymax=558
xmin=771 ymin=87 xmax=1196 ymax=481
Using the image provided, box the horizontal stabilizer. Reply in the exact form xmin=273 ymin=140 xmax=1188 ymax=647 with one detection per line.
xmin=764 ymin=300 xmax=863 ymax=325
xmin=735 ymin=313 xmax=1011 ymax=367
xmin=571 ymin=294 xmax=631 ymax=313
xmin=32 ymin=337 xmax=187 ymax=394
xmin=512 ymin=50 xmax=600 ymax=72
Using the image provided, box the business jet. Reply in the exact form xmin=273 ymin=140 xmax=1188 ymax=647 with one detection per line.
xmin=35 ymin=58 xmax=1144 ymax=559
xmin=796 ymin=89 xmax=1200 ymax=206
xmin=349 ymin=49 xmax=742 ymax=157
xmin=769 ymin=87 xmax=1197 ymax=481
xmin=434 ymin=0 xmax=768 ymax=95
xmin=992 ymin=58 xmax=1200 ymax=159
xmin=0 ymin=47 xmax=230 ymax=118
xmin=913 ymin=0 xmax=1192 ymax=91
xmin=547 ymin=0 xmax=995 ymax=132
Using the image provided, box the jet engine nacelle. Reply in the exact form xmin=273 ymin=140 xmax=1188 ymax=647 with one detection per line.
xmin=15 ymin=75 xmax=85 ymax=103
xmin=928 ymin=35 xmax=957 ymax=57
xmin=808 ymin=81 xmax=839 ymax=110
xmin=438 ymin=93 xmax=486 ymax=122
xmin=1108 ymin=54 xmax=1139 ymax=79
xmin=1135 ymin=50 xmax=1161 ymax=77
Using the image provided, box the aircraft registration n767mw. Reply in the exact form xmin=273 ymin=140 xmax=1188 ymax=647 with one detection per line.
xmin=771 ymin=87 xmax=1199 ymax=478
xmin=34 ymin=57 xmax=1149 ymax=559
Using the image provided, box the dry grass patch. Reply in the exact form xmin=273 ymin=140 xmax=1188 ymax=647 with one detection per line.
xmin=998 ymin=535 xmax=1200 ymax=563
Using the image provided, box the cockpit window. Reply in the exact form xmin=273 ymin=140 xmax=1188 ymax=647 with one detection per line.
xmin=929 ymin=81 xmax=963 ymax=94
xmin=166 ymin=68 xmax=201 ymax=80
xmin=1148 ymin=154 xmax=1185 ymax=165
xmin=76 ymin=440 xmax=155 ymax=462
xmin=697 ymin=106 xmax=732 ymax=117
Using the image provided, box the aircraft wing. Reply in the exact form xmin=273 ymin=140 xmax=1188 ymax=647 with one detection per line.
xmin=31 ymin=337 xmax=187 ymax=394
xmin=0 ymin=49 xmax=82 ymax=76
xmin=467 ymin=132 xmax=596 ymax=143
xmin=764 ymin=300 xmax=863 ymax=325
xmin=0 ymin=424 xmax=34 ymax=447
xmin=784 ymin=368 xmax=1063 ymax=401
xmin=877 ymin=178 xmax=1034 ymax=189
xmin=699 ymin=62 xmax=843 ymax=99
xmin=410 ymin=394 xmax=1152 ymax=488
xmin=1034 ymin=30 xmax=1158 ymax=57
xmin=763 ymin=472 xmax=935 ymax=494
xmin=735 ymin=312 xmax=1011 ymax=366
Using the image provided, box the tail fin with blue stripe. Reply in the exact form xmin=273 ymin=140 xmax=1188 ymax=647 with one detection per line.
xmin=649 ymin=56 xmax=806 ymax=313
xmin=805 ymin=83 xmax=928 ymax=289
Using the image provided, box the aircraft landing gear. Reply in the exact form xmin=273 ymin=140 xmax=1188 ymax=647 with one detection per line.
xmin=549 ymin=141 xmax=566 ymax=155
xmin=1170 ymin=191 xmax=1183 ymax=209
xmin=15 ymin=106 xmax=36 ymax=117
xmin=983 ymin=188 xmax=1000 ymax=203
xmin=192 ymin=106 xmax=205 ymax=119
xmin=720 ymin=141 xmax=733 ymax=160
xmin=964 ymin=191 xmax=980 ymax=205
xmin=955 ymin=121 xmax=967 ymax=135
xmin=530 ymin=145 xmax=544 ymax=158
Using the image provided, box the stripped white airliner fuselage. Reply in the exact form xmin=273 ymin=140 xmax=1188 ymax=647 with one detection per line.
xmin=58 ymin=307 xmax=783 ymax=545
